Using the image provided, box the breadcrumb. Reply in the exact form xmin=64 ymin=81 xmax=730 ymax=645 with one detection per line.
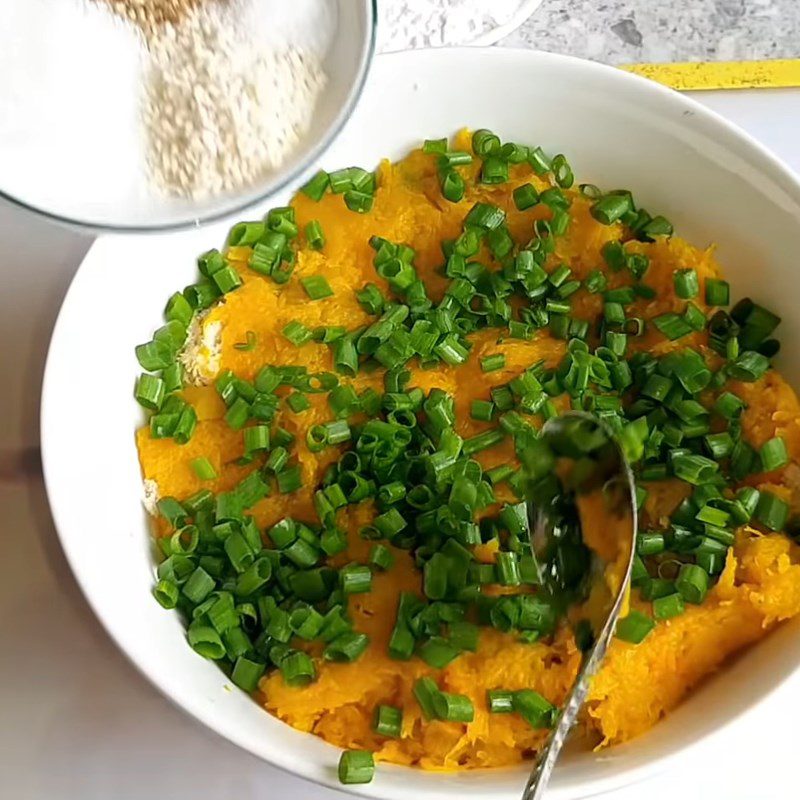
xmin=179 ymin=312 xmax=222 ymax=385
xmin=142 ymin=478 xmax=160 ymax=516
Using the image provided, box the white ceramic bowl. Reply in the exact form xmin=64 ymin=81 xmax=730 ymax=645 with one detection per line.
xmin=1 ymin=0 xmax=375 ymax=233
xmin=42 ymin=48 xmax=800 ymax=799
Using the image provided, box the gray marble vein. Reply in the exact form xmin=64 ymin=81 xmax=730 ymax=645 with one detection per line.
xmin=500 ymin=0 xmax=800 ymax=64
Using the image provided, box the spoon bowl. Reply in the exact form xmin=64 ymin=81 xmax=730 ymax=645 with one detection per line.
xmin=521 ymin=412 xmax=638 ymax=800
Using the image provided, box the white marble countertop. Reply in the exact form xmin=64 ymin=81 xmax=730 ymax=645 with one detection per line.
xmin=2 ymin=75 xmax=799 ymax=800
xmin=500 ymin=0 xmax=800 ymax=63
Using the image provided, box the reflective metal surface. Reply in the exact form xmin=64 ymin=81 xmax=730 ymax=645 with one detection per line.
xmin=521 ymin=412 xmax=638 ymax=800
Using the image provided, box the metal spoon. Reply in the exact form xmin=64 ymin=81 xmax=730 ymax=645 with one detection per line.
xmin=520 ymin=411 xmax=638 ymax=800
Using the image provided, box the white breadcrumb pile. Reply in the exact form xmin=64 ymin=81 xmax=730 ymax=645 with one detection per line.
xmin=142 ymin=478 xmax=160 ymax=516
xmin=143 ymin=1 xmax=327 ymax=199
xmin=179 ymin=312 xmax=223 ymax=385
xmin=94 ymin=0 xmax=212 ymax=40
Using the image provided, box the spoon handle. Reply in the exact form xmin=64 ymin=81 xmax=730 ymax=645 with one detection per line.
xmin=520 ymin=622 xmax=617 ymax=800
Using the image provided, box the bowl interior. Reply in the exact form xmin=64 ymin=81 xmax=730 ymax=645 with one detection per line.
xmin=0 ymin=0 xmax=375 ymax=232
xmin=42 ymin=48 xmax=800 ymax=800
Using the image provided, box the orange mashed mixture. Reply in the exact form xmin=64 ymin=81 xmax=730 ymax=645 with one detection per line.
xmin=137 ymin=131 xmax=800 ymax=770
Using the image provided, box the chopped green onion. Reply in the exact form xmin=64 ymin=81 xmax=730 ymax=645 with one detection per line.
xmin=683 ymin=302 xmax=706 ymax=332
xmin=470 ymin=399 xmax=495 ymax=422
xmin=187 ymin=623 xmax=226 ymax=659
xmin=463 ymin=427 xmax=505 ymax=455
xmin=318 ymin=526 xmax=347 ymax=557
xmin=161 ymin=363 xmax=183 ymax=394
xmin=487 ymin=689 xmax=514 ymax=713
xmin=760 ymin=436 xmax=789 ymax=471
xmin=653 ymin=313 xmax=693 ymax=341
xmin=674 ymin=269 xmax=699 ymax=299
xmin=653 ymin=593 xmax=685 ymax=621
xmin=714 ymin=392 xmax=746 ymax=420
xmin=512 ymin=689 xmax=554 ymax=728
xmin=705 ymin=279 xmax=730 ymax=306
xmin=182 ymin=567 xmax=215 ymax=604
xmin=755 ymin=490 xmax=790 ymax=531
xmin=234 ymin=557 xmax=272 ymax=596
xmin=527 ymin=146 xmax=551 ymax=174
xmin=480 ymin=354 xmax=506 ymax=373
xmin=585 ymin=269 xmax=608 ymax=294
xmin=704 ymin=431 xmax=734 ymax=460
xmin=604 ymin=286 xmax=635 ymax=304
xmin=513 ymin=183 xmax=539 ymax=210
xmin=332 ymin=335 xmax=359 ymax=377
xmin=280 ymin=650 xmax=316 ymax=686
xmin=340 ymin=564 xmax=372 ymax=595
xmin=639 ymin=215 xmax=673 ymax=238
xmin=672 ymin=453 xmax=718 ymax=485
xmin=286 ymin=392 xmax=310 ymax=413
xmin=637 ymin=531 xmax=665 ymax=556
xmin=301 ymin=170 xmax=329 ymax=201
xmin=439 ymin=150 xmax=472 ymax=168
xmin=157 ymin=496 xmax=188 ymax=527
xmin=305 ymin=220 xmax=325 ymax=250
xmin=373 ymin=705 xmax=403 ymax=737
xmin=221 ymin=626 xmax=259 ymax=668
xmin=338 ymin=750 xmax=375 ymax=785
xmin=368 ymin=543 xmax=394 ymax=571
xmin=282 ymin=320 xmax=313 ymax=346
xmin=448 ymin=620 xmax=479 ymax=652
xmin=432 ymin=691 xmax=474 ymax=722
xmin=434 ymin=334 xmax=469 ymax=365
xmin=191 ymin=456 xmax=217 ymax=481
xmin=615 ymin=610 xmax=655 ymax=643
xmin=211 ymin=265 xmax=242 ymax=294
xmin=301 ymin=275 xmax=334 ymax=300
xmin=356 ymin=282 xmax=385 ymax=315
xmin=551 ymin=154 xmax=574 ymax=188
xmin=423 ymin=138 xmax=447 ymax=154
xmin=276 ymin=464 xmax=303 ymax=493
xmin=344 ymin=190 xmax=374 ymax=213
xmin=418 ymin=636 xmax=460 ymax=668
xmin=496 ymin=551 xmax=521 ymax=586
xmin=591 ymin=194 xmax=632 ymax=225
xmin=486 ymin=463 xmax=515 ymax=485
xmin=242 ymin=425 xmax=270 ymax=457
xmin=265 ymin=446 xmax=288 ymax=473
xmin=135 ymin=373 xmax=166 ymax=411
xmin=472 ymin=129 xmax=500 ymax=156
xmin=676 ymin=563 xmax=709 ymax=604
xmin=153 ymin=578 xmax=179 ymax=609
xmin=465 ymin=202 xmax=506 ymax=230
xmin=441 ymin=170 xmax=465 ymax=202
xmin=413 ymin=677 xmax=441 ymax=720
xmin=728 ymin=350 xmax=770 ymax=381
xmin=324 ymin=631 xmax=370 ymax=662
xmin=601 ymin=241 xmax=627 ymax=272
xmin=480 ymin=155 xmax=508 ymax=184
xmin=164 ymin=291 xmax=193 ymax=327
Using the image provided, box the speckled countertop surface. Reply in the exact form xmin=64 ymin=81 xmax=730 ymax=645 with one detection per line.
xmin=501 ymin=0 xmax=798 ymax=63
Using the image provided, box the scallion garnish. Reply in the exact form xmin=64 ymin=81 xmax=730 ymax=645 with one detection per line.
xmin=301 ymin=275 xmax=333 ymax=301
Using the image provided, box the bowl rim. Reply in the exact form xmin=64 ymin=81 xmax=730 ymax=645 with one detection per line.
xmin=41 ymin=46 xmax=800 ymax=799
xmin=3 ymin=0 xmax=378 ymax=235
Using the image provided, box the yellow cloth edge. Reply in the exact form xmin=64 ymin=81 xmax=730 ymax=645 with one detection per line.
xmin=622 ymin=59 xmax=800 ymax=90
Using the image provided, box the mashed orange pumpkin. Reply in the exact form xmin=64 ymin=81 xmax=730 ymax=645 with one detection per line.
xmin=137 ymin=131 xmax=800 ymax=770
